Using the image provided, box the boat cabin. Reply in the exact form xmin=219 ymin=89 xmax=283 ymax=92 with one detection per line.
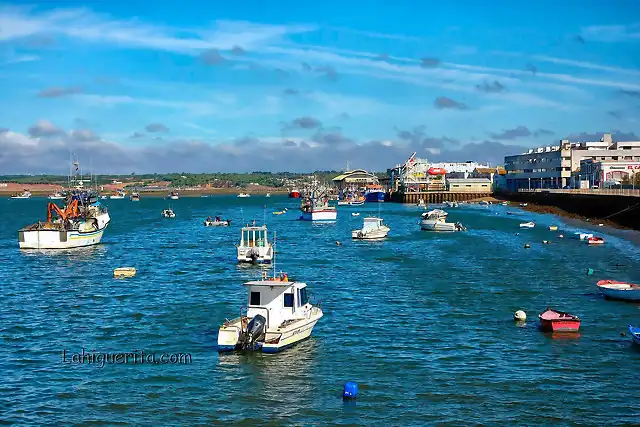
xmin=362 ymin=217 xmax=385 ymax=232
xmin=422 ymin=209 xmax=448 ymax=219
xmin=239 ymin=224 xmax=269 ymax=248
xmin=244 ymin=279 xmax=309 ymax=329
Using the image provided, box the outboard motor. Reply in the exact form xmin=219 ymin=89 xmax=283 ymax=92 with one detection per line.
xmin=242 ymin=315 xmax=266 ymax=350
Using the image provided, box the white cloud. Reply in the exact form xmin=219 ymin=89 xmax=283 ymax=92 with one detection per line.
xmin=581 ymin=23 xmax=640 ymax=42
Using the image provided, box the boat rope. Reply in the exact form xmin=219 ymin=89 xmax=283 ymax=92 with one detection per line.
xmin=601 ymin=202 xmax=640 ymax=220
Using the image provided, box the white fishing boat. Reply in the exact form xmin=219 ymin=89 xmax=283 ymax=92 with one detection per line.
xmin=161 ymin=208 xmax=176 ymax=218
xmin=130 ymin=192 xmax=140 ymax=201
xmin=47 ymin=192 xmax=65 ymax=200
xmin=109 ymin=190 xmax=126 ymax=199
xmin=299 ymin=186 xmax=337 ymax=222
xmin=420 ymin=209 xmax=466 ymax=232
xmin=204 ymin=216 xmax=231 ymax=226
xmin=10 ymin=190 xmax=32 ymax=199
xmin=18 ymin=192 xmax=110 ymax=249
xmin=218 ymin=239 xmax=323 ymax=353
xmin=352 ymin=217 xmax=390 ymax=240
xmin=519 ymin=222 xmax=535 ymax=228
xmin=443 ymin=200 xmax=458 ymax=208
xmin=238 ymin=193 xmax=251 ymax=198
xmin=168 ymin=191 xmax=179 ymax=200
xmin=236 ymin=222 xmax=273 ymax=263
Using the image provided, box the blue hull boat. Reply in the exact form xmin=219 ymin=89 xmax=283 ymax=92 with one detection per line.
xmin=629 ymin=325 xmax=640 ymax=345
xmin=365 ymin=190 xmax=385 ymax=202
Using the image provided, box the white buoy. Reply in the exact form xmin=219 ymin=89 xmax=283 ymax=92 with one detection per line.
xmin=514 ymin=310 xmax=526 ymax=321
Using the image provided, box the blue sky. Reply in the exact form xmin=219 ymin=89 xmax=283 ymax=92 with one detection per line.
xmin=0 ymin=0 xmax=639 ymax=173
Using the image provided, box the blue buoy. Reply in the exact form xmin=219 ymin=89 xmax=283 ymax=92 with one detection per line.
xmin=586 ymin=268 xmax=594 ymax=276
xmin=343 ymin=381 xmax=358 ymax=400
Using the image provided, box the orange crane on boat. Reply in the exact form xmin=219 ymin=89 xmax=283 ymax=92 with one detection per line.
xmin=46 ymin=199 xmax=80 ymax=223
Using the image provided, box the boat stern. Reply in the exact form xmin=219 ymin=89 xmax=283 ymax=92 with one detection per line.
xmin=217 ymin=323 xmax=241 ymax=352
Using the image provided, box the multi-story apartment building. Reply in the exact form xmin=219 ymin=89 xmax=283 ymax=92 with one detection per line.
xmin=504 ymin=133 xmax=640 ymax=190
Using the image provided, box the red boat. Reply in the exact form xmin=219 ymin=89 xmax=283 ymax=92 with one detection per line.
xmin=538 ymin=308 xmax=581 ymax=332
xmin=587 ymin=236 xmax=604 ymax=245
xmin=288 ymin=189 xmax=301 ymax=198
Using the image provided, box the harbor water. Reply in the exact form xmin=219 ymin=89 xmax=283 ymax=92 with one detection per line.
xmin=1 ymin=196 xmax=640 ymax=425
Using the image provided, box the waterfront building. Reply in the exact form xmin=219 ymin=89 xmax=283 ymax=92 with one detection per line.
xmin=331 ymin=169 xmax=379 ymax=191
xmin=577 ymin=159 xmax=640 ymax=188
xmin=447 ymin=178 xmax=492 ymax=193
xmin=469 ymin=167 xmax=507 ymax=191
xmin=504 ymin=133 xmax=640 ymax=190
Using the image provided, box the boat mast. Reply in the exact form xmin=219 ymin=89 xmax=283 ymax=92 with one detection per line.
xmin=272 ymin=231 xmax=276 ymax=279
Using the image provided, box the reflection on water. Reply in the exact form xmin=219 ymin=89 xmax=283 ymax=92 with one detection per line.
xmin=20 ymin=245 xmax=107 ymax=259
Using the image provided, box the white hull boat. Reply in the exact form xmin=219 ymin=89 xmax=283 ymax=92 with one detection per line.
xmin=352 ymin=217 xmax=390 ymax=240
xmin=443 ymin=201 xmax=458 ymax=208
xmin=19 ymin=200 xmax=110 ymax=249
xmin=519 ymin=222 xmax=535 ymax=228
xmin=11 ymin=191 xmax=32 ymax=199
xmin=130 ymin=193 xmax=140 ymax=201
xmin=168 ymin=192 xmax=179 ymax=200
xmin=110 ymin=193 xmax=126 ymax=199
xmin=575 ymin=232 xmax=593 ymax=240
xmin=48 ymin=193 xmax=65 ymax=200
xmin=238 ymin=193 xmax=251 ymax=198
xmin=420 ymin=209 xmax=465 ymax=232
xmin=204 ymin=218 xmax=231 ymax=227
xmin=237 ymin=223 xmax=273 ymax=263
xmin=597 ymin=280 xmax=640 ymax=301
xmin=300 ymin=209 xmax=337 ymax=221
xmin=218 ymin=266 xmax=322 ymax=353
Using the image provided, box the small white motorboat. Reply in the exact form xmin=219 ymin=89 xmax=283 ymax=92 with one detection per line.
xmin=130 ymin=192 xmax=140 ymax=201
xmin=587 ymin=236 xmax=605 ymax=245
xmin=351 ymin=212 xmax=360 ymax=217
xmin=217 ymin=271 xmax=323 ymax=353
xmin=161 ymin=208 xmax=176 ymax=218
xmin=444 ymin=200 xmax=458 ymax=208
xmin=273 ymin=208 xmax=288 ymax=215
xmin=109 ymin=190 xmax=126 ymax=199
xmin=265 ymin=193 xmax=271 ymax=198
xmin=168 ymin=191 xmax=179 ymax=200
xmin=597 ymin=280 xmax=640 ymax=301
xmin=519 ymin=222 xmax=535 ymax=228
xmin=417 ymin=199 xmax=427 ymax=208
xmin=352 ymin=217 xmax=390 ymax=240
xmin=236 ymin=222 xmax=273 ymax=263
xmin=574 ymin=232 xmax=593 ymax=240
xmin=478 ymin=200 xmax=490 ymax=206
xmin=420 ymin=209 xmax=466 ymax=232
xmin=10 ymin=190 xmax=32 ymax=199
xmin=47 ymin=192 xmax=65 ymax=200
xmin=204 ymin=216 xmax=231 ymax=226
xmin=238 ymin=193 xmax=251 ymax=198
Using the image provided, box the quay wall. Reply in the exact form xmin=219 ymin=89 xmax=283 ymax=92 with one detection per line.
xmin=390 ymin=192 xmax=492 ymax=204
xmin=499 ymin=191 xmax=640 ymax=230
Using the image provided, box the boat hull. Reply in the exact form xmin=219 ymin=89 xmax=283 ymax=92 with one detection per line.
xmin=288 ymin=191 xmax=301 ymax=198
xmin=300 ymin=210 xmax=337 ymax=222
xmin=18 ymin=213 xmax=110 ymax=249
xmin=420 ymin=220 xmax=457 ymax=232
xmin=598 ymin=282 xmax=640 ymax=301
xmin=539 ymin=318 xmax=581 ymax=332
xmin=629 ymin=325 xmax=640 ymax=345
xmin=169 ymin=196 xmax=179 ymax=200
xmin=237 ymin=246 xmax=273 ymax=263
xmin=365 ymin=191 xmax=385 ymax=202
xmin=352 ymin=230 xmax=389 ymax=240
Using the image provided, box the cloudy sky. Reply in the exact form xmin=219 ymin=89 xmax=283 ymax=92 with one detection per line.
xmin=0 ymin=0 xmax=639 ymax=174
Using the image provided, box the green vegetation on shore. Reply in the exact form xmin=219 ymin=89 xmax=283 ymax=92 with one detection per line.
xmin=0 ymin=171 xmax=365 ymax=188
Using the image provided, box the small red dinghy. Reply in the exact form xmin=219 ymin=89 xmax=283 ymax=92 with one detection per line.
xmin=587 ymin=236 xmax=604 ymax=245
xmin=538 ymin=308 xmax=581 ymax=332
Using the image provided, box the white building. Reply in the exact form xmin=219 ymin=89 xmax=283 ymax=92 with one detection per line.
xmin=577 ymin=159 xmax=640 ymax=188
xmin=505 ymin=133 xmax=640 ymax=190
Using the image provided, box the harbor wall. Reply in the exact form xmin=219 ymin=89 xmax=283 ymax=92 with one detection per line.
xmin=390 ymin=192 xmax=492 ymax=204
xmin=499 ymin=191 xmax=640 ymax=230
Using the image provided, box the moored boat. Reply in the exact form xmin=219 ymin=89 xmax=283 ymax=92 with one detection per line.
xmin=596 ymin=280 xmax=640 ymax=301
xmin=18 ymin=191 xmax=110 ymax=249
xmin=238 ymin=193 xmax=251 ymax=198
xmin=10 ymin=190 xmax=32 ymax=199
xmin=168 ymin=191 xmax=179 ymax=200
xmin=204 ymin=216 xmax=231 ymax=226
xmin=109 ymin=190 xmax=126 ymax=199
xmin=574 ymin=232 xmax=593 ymax=240
xmin=364 ymin=185 xmax=385 ymax=203
xmin=299 ymin=190 xmax=337 ymax=222
xmin=520 ymin=222 xmax=535 ymax=228
xmin=236 ymin=222 xmax=273 ymax=263
xmin=288 ymin=188 xmax=301 ymax=198
xmin=538 ymin=308 xmax=581 ymax=332
xmin=587 ymin=236 xmax=604 ymax=245
xmin=443 ymin=200 xmax=458 ymax=208
xmin=420 ymin=209 xmax=465 ymax=232
xmin=352 ymin=217 xmax=390 ymax=240
xmin=273 ymin=208 xmax=288 ymax=215
xmin=130 ymin=192 xmax=140 ymax=201
xmin=217 ymin=272 xmax=323 ymax=353
xmin=47 ymin=192 xmax=65 ymax=200
xmin=161 ymin=208 xmax=176 ymax=218
xmin=629 ymin=325 xmax=640 ymax=345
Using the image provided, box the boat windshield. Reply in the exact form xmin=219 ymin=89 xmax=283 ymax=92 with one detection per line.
xmin=242 ymin=228 xmax=268 ymax=247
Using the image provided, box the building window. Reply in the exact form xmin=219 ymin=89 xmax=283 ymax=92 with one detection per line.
xmin=283 ymin=293 xmax=294 ymax=308
xmin=250 ymin=291 xmax=260 ymax=306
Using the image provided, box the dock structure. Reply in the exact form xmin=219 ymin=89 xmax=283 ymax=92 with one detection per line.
xmin=390 ymin=191 xmax=492 ymax=204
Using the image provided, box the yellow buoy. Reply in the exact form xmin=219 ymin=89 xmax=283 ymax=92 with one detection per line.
xmin=548 ymin=225 xmax=558 ymax=231
xmin=514 ymin=310 xmax=527 ymax=321
xmin=114 ymin=267 xmax=136 ymax=278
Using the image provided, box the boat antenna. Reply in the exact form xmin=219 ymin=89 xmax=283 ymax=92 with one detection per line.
xmin=272 ymin=231 xmax=276 ymax=279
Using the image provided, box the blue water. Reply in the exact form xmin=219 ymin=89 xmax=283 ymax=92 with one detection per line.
xmin=1 ymin=196 xmax=640 ymax=425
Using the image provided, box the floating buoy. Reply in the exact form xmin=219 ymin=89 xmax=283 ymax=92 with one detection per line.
xmin=514 ymin=310 xmax=526 ymax=321
xmin=549 ymin=225 xmax=558 ymax=231
xmin=343 ymin=381 xmax=358 ymax=400
xmin=524 ymin=244 xmax=530 ymax=248
xmin=335 ymin=241 xmax=342 ymax=246
xmin=114 ymin=267 xmax=136 ymax=278
xmin=586 ymin=268 xmax=594 ymax=276
xmin=558 ymin=234 xmax=564 ymax=238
